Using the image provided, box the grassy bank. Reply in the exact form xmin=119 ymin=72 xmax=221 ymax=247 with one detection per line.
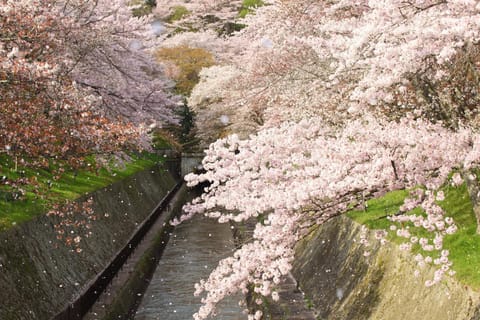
xmin=238 ymin=0 xmax=265 ymax=18
xmin=0 ymin=152 xmax=166 ymax=231
xmin=346 ymin=181 xmax=480 ymax=289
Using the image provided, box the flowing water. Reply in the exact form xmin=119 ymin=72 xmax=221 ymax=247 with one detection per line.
xmin=135 ymin=214 xmax=246 ymax=320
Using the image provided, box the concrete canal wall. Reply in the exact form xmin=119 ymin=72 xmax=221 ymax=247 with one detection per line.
xmin=292 ymin=215 xmax=480 ymax=320
xmin=0 ymin=162 xmax=180 ymax=320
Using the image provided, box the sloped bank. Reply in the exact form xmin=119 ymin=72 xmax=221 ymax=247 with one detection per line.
xmin=88 ymin=183 xmax=192 ymax=320
xmin=292 ymin=215 xmax=480 ymax=320
xmin=0 ymin=161 xmax=180 ymax=320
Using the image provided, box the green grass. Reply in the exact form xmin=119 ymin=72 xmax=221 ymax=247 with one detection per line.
xmin=0 ymin=152 xmax=165 ymax=231
xmin=347 ymin=189 xmax=409 ymax=229
xmin=166 ymin=6 xmax=190 ymax=23
xmin=439 ymin=182 xmax=480 ymax=288
xmin=346 ymin=182 xmax=480 ymax=289
xmin=238 ymin=0 xmax=265 ymax=18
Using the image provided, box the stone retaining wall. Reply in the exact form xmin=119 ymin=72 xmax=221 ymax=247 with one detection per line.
xmin=292 ymin=215 xmax=480 ymax=320
xmin=0 ymin=163 xmax=179 ymax=320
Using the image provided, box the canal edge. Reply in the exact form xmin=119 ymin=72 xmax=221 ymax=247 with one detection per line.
xmin=52 ymin=181 xmax=184 ymax=320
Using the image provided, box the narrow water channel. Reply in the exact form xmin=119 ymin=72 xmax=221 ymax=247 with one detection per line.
xmin=135 ymin=213 xmax=246 ymax=320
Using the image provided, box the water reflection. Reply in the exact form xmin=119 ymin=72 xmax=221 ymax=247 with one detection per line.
xmin=135 ymin=214 xmax=246 ymax=320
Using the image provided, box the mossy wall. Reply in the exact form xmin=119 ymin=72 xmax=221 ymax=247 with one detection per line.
xmin=0 ymin=163 xmax=180 ymax=320
xmin=293 ymin=215 xmax=480 ymax=320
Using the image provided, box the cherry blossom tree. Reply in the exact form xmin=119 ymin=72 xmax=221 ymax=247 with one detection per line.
xmin=165 ymin=0 xmax=480 ymax=318
xmin=0 ymin=0 xmax=179 ymax=195
xmin=1 ymin=1 xmax=135 ymax=163
xmin=187 ymin=65 xmax=259 ymax=148
xmin=56 ymin=0 xmax=180 ymax=125
xmin=154 ymin=0 xmax=243 ymax=25
xmin=187 ymin=0 xmax=480 ymax=131
xmin=180 ymin=115 xmax=480 ymax=319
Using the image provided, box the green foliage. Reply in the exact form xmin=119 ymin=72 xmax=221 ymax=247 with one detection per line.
xmin=151 ymin=129 xmax=181 ymax=150
xmin=238 ymin=0 xmax=265 ymax=18
xmin=145 ymin=0 xmax=156 ymax=7
xmin=168 ymin=24 xmax=200 ymax=36
xmin=155 ymin=45 xmax=215 ymax=95
xmin=0 ymin=152 xmax=165 ymax=230
xmin=166 ymin=6 xmax=190 ymax=23
xmin=305 ymin=297 xmax=314 ymax=310
xmin=218 ymin=22 xmax=246 ymax=36
xmin=130 ymin=0 xmax=155 ymax=17
xmin=347 ymin=182 xmax=480 ymax=289
xmin=177 ymin=102 xmax=195 ymax=144
xmin=152 ymin=134 xmax=172 ymax=150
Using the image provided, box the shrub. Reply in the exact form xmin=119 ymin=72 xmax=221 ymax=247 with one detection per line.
xmin=155 ymin=46 xmax=215 ymax=95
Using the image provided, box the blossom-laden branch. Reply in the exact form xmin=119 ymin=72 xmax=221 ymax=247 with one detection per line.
xmin=177 ymin=114 xmax=480 ymax=319
xmin=152 ymin=1 xmax=480 ymax=319
xmin=185 ymin=0 xmax=480 ymax=133
xmin=0 ymin=0 xmax=180 ymax=189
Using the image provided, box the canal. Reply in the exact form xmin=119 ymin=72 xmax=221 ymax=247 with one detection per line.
xmin=135 ymin=212 xmax=246 ymax=320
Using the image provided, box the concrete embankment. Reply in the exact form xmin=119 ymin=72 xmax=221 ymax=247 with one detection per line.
xmin=292 ymin=215 xmax=480 ymax=320
xmin=0 ymin=162 xmax=180 ymax=320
